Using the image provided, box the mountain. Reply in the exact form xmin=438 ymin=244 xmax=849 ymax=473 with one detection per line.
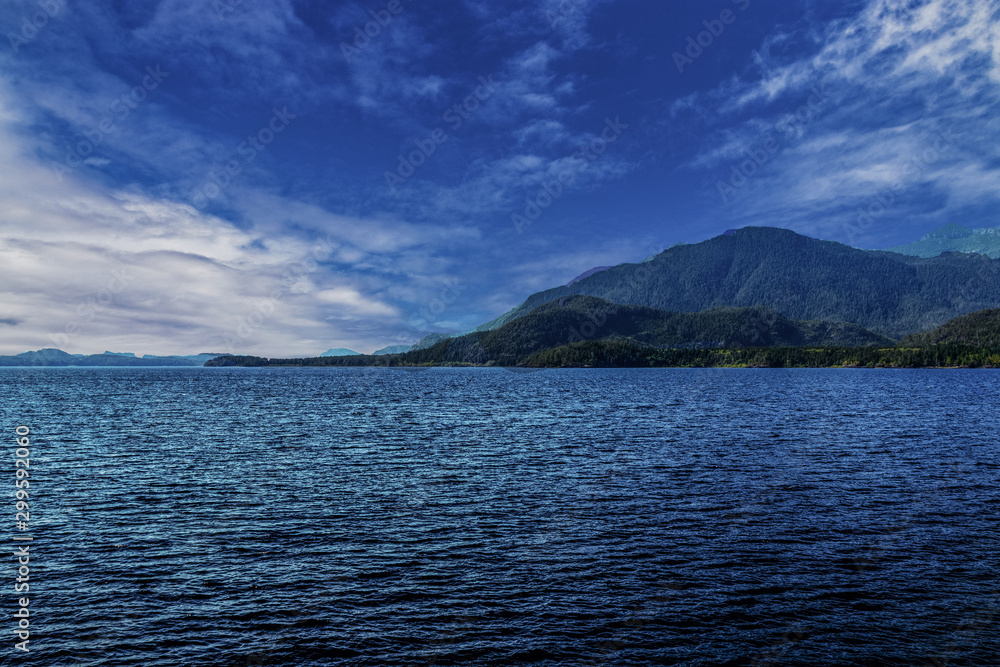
xmin=0 ymin=349 xmax=221 ymax=366
xmin=320 ymin=348 xmax=361 ymax=357
xmin=14 ymin=348 xmax=76 ymax=364
xmin=521 ymin=339 xmax=1000 ymax=369
xmin=568 ymin=266 xmax=612 ymax=285
xmin=888 ymin=224 xmax=1000 ymax=258
xmin=410 ymin=333 xmax=451 ymax=351
xmin=407 ymin=296 xmax=891 ymax=366
xmin=208 ymin=296 xmax=892 ymax=368
xmin=901 ymin=308 xmax=1000 ymax=348
xmin=477 ymin=227 xmax=1000 ymax=339
xmin=372 ymin=345 xmax=411 ymax=355
xmin=143 ymin=353 xmax=227 ymax=363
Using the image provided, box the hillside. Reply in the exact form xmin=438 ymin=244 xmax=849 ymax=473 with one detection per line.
xmin=0 ymin=349 xmax=220 ymax=366
xmin=888 ymin=224 xmax=1000 ymax=258
xmin=320 ymin=348 xmax=360 ymax=357
xmin=207 ymin=296 xmax=892 ymax=368
xmin=467 ymin=296 xmax=890 ymax=355
xmin=477 ymin=227 xmax=1000 ymax=339
xmin=522 ymin=340 xmax=1000 ymax=369
xmin=901 ymin=308 xmax=1000 ymax=347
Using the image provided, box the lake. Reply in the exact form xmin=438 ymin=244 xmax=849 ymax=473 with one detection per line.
xmin=1 ymin=367 xmax=998 ymax=666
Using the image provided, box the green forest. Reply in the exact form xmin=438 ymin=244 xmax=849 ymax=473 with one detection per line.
xmin=206 ymin=303 xmax=1000 ymax=370
xmin=480 ymin=227 xmax=1000 ymax=339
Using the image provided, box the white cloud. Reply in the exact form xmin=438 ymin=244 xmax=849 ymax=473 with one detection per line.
xmin=315 ymin=287 xmax=398 ymax=317
xmin=676 ymin=0 xmax=1000 ymax=245
xmin=0 ymin=80 xmax=463 ymax=356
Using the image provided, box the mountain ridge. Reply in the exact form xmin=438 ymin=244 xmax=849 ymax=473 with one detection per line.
xmin=901 ymin=308 xmax=1000 ymax=348
xmin=888 ymin=223 xmax=1000 ymax=258
xmin=207 ymin=295 xmax=896 ymax=368
xmin=477 ymin=227 xmax=1000 ymax=339
xmin=0 ymin=350 xmax=223 ymax=367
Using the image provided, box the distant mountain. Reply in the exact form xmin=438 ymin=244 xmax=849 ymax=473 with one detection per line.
xmin=208 ymin=296 xmax=892 ymax=368
xmin=568 ymin=266 xmax=612 ymax=285
xmin=410 ymin=333 xmax=451 ymax=351
xmin=372 ymin=345 xmax=411 ymax=355
xmin=0 ymin=349 xmax=221 ymax=367
xmin=320 ymin=348 xmax=361 ymax=357
xmin=888 ymin=223 xmax=1000 ymax=258
xmin=477 ymin=227 xmax=1000 ymax=339
xmin=144 ymin=353 xmax=226 ymax=363
xmin=14 ymin=348 xmax=76 ymax=363
xmin=901 ymin=308 xmax=1000 ymax=348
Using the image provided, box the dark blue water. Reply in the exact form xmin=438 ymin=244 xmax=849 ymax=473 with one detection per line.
xmin=1 ymin=367 xmax=998 ymax=666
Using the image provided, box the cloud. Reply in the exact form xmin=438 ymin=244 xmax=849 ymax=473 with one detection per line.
xmin=315 ymin=287 xmax=399 ymax=318
xmin=0 ymin=75 xmax=473 ymax=356
xmin=461 ymin=0 xmax=609 ymax=51
xmin=674 ymin=0 xmax=1000 ymax=247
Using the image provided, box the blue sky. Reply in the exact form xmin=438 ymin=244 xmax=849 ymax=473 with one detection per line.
xmin=0 ymin=0 xmax=998 ymax=355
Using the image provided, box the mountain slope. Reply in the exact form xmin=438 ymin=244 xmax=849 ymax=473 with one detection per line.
xmin=410 ymin=333 xmax=451 ymax=351
xmin=472 ymin=296 xmax=892 ymax=352
xmin=900 ymin=308 xmax=1000 ymax=347
xmin=372 ymin=345 xmax=411 ymax=355
xmin=479 ymin=227 xmax=1000 ymax=338
xmin=209 ymin=296 xmax=892 ymax=368
xmin=0 ymin=349 xmax=216 ymax=366
xmin=888 ymin=224 xmax=1000 ymax=258
xmin=320 ymin=348 xmax=360 ymax=357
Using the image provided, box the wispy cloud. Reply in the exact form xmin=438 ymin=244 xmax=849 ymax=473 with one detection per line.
xmin=674 ymin=0 xmax=1000 ymax=246
xmin=0 ymin=76 xmax=477 ymax=355
xmin=5 ymin=0 xmax=994 ymax=357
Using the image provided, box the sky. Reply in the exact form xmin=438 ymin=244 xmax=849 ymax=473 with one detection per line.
xmin=0 ymin=0 xmax=998 ymax=356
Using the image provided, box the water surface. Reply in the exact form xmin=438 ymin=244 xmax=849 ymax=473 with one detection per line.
xmin=1 ymin=367 xmax=998 ymax=666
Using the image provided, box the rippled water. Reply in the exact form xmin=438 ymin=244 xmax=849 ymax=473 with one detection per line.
xmin=1 ymin=367 xmax=998 ymax=666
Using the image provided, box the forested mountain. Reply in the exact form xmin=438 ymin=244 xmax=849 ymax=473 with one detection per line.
xmin=410 ymin=333 xmax=451 ymax=351
xmin=888 ymin=224 xmax=1000 ymax=258
xmin=372 ymin=345 xmax=412 ymax=355
xmin=478 ymin=227 xmax=1000 ymax=339
xmin=901 ymin=308 xmax=1000 ymax=347
xmin=467 ymin=296 xmax=890 ymax=356
xmin=521 ymin=340 xmax=1000 ymax=369
xmin=207 ymin=295 xmax=891 ymax=368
